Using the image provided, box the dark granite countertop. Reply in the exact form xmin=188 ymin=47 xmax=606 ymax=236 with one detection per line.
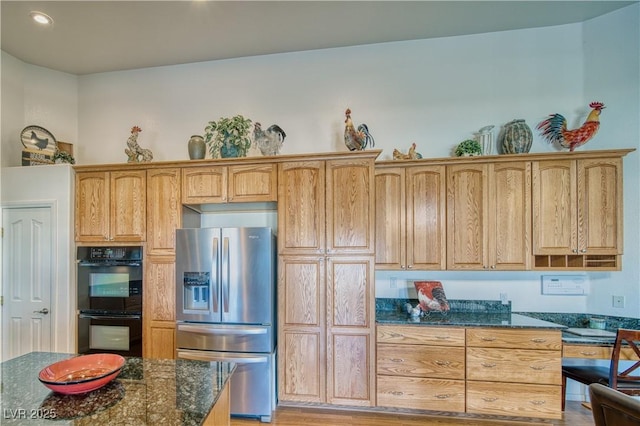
xmin=376 ymin=310 xmax=565 ymax=329
xmin=376 ymin=298 xmax=565 ymax=329
xmin=1 ymin=352 xmax=235 ymax=425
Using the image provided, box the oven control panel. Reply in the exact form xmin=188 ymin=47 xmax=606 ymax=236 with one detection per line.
xmin=77 ymin=246 xmax=143 ymax=261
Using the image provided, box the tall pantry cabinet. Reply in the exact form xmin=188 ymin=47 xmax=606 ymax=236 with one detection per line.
xmin=277 ymin=151 xmax=377 ymax=407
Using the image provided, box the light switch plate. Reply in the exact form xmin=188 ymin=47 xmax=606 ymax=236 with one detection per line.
xmin=541 ymin=275 xmax=589 ymax=295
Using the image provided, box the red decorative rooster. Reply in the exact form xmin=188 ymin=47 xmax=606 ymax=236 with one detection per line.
xmin=537 ymin=101 xmax=605 ymax=152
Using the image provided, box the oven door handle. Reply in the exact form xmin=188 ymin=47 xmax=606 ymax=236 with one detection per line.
xmin=177 ymin=349 xmax=268 ymax=364
xmin=177 ymin=324 xmax=267 ymax=335
xmin=79 ymin=313 xmax=142 ymax=320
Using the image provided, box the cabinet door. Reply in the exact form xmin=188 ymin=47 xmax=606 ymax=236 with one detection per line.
xmin=278 ymin=256 xmax=325 ymax=403
xmin=579 ymin=158 xmax=623 ymax=254
xmin=488 ymin=162 xmax=531 ymax=270
xmin=144 ymin=256 xmax=176 ymax=359
xmin=75 ymin=171 xmax=110 ymax=242
xmin=326 ymin=257 xmax=375 ymax=406
xmin=278 ymin=161 xmax=325 ymax=255
xmin=447 ymin=164 xmax=488 ymax=269
xmin=147 ymin=168 xmax=181 ymax=255
xmin=227 ymin=164 xmax=277 ymax=202
xmin=182 ymin=166 xmax=227 ymax=204
xmin=406 ymin=165 xmax=447 ymax=270
xmin=374 ymin=167 xmax=405 ymax=269
xmin=326 ymin=158 xmax=375 ymax=255
xmin=110 ymin=170 xmax=146 ymax=242
xmin=532 ymin=160 xmax=577 ymax=254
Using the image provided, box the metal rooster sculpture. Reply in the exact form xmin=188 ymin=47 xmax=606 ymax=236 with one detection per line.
xmin=537 ymin=101 xmax=605 ymax=152
xmin=344 ymin=108 xmax=374 ymax=151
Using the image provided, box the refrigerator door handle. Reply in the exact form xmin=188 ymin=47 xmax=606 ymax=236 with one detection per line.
xmin=222 ymin=236 xmax=230 ymax=313
xmin=177 ymin=349 xmax=268 ymax=364
xmin=177 ymin=323 xmax=268 ymax=335
xmin=212 ymin=237 xmax=219 ymax=313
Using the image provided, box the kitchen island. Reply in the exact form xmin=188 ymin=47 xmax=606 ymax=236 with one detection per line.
xmin=1 ymin=352 xmax=235 ymax=425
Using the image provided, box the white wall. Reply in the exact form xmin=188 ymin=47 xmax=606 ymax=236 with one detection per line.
xmin=0 ymin=52 xmax=78 ymax=168
xmin=0 ymin=164 xmax=76 ymax=354
xmin=1 ymin=4 xmax=638 ymax=316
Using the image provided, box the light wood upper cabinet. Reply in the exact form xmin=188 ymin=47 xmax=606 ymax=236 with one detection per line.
xmin=326 ymin=158 xmax=375 ymax=255
xmin=447 ymin=162 xmax=530 ymax=270
xmin=278 ymin=161 xmax=325 ymax=255
xmin=75 ymin=170 xmax=146 ymax=242
xmin=146 ymin=168 xmax=181 ymax=255
xmin=489 ymin=162 xmax=531 ymax=270
xmin=375 ymin=165 xmax=446 ymax=270
xmin=182 ymin=163 xmax=277 ymax=204
xmin=532 ymin=158 xmax=622 ymax=256
xmin=446 ymin=163 xmax=488 ymax=269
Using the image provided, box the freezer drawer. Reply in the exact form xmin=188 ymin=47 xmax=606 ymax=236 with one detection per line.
xmin=177 ymin=322 xmax=275 ymax=353
xmin=176 ymin=348 xmax=276 ymax=422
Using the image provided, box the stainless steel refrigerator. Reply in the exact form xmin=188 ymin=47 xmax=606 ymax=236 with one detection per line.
xmin=175 ymin=227 xmax=276 ymax=422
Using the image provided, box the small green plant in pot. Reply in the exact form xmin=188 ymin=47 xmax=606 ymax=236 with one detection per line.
xmin=204 ymin=115 xmax=253 ymax=158
xmin=454 ymin=139 xmax=482 ymax=157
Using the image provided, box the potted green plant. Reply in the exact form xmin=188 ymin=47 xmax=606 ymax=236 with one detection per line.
xmin=454 ymin=139 xmax=482 ymax=157
xmin=204 ymin=115 xmax=253 ymax=158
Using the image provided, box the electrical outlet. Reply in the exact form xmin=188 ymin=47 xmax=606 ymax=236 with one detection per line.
xmin=613 ymin=295 xmax=625 ymax=308
xmin=390 ymin=277 xmax=397 ymax=289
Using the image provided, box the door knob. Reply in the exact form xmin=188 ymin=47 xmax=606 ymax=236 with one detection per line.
xmin=33 ymin=308 xmax=49 ymax=315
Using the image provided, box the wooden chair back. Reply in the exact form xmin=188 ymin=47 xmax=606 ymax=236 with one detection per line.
xmin=610 ymin=328 xmax=640 ymax=395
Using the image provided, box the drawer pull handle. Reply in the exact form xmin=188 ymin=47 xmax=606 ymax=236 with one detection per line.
xmin=391 ymin=358 xmax=404 ymax=363
xmin=581 ymin=351 xmax=597 ymax=356
xmin=530 ymin=400 xmax=546 ymax=406
xmin=531 ymin=338 xmax=547 ymax=343
xmin=482 ymin=397 xmax=498 ymax=402
xmin=529 ymin=365 xmax=545 ymax=371
xmin=435 ymin=394 xmax=452 ymax=399
xmin=435 ymin=336 xmax=450 ymax=340
xmin=434 ymin=360 xmax=451 ymax=366
xmin=481 ymin=337 xmax=496 ymax=342
xmin=391 ymin=391 xmax=404 ymax=396
xmin=390 ymin=333 xmax=402 ymax=338
xmin=481 ymin=362 xmax=497 ymax=368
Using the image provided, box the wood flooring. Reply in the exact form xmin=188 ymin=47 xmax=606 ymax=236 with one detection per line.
xmin=230 ymin=401 xmax=594 ymax=426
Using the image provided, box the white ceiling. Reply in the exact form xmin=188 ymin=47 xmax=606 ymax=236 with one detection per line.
xmin=1 ymin=1 xmax=635 ymax=75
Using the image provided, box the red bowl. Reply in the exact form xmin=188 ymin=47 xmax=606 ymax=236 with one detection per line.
xmin=38 ymin=354 xmax=125 ymax=395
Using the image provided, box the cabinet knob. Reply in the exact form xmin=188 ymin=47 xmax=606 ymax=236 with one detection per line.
xmin=581 ymin=249 xmax=587 ymax=253
xmin=490 ymin=265 xmax=496 ymax=269
xmin=407 ymin=265 xmax=413 ymax=269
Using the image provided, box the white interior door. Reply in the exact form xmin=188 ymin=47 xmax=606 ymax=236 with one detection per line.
xmin=2 ymin=206 xmax=53 ymax=361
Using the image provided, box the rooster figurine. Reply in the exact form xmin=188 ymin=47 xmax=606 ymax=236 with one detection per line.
xmin=537 ymin=101 xmax=605 ymax=152
xmin=253 ymin=122 xmax=286 ymax=156
xmin=344 ymin=108 xmax=374 ymax=151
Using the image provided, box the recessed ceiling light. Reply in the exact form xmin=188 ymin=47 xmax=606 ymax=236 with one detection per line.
xmin=29 ymin=11 xmax=53 ymax=25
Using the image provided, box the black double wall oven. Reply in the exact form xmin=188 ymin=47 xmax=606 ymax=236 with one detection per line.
xmin=77 ymin=246 xmax=143 ymax=357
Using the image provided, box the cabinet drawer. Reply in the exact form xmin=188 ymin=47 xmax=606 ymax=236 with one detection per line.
xmin=466 ymin=328 xmax=561 ymax=350
xmin=467 ymin=348 xmax=561 ymax=385
xmin=563 ymin=344 xmax=636 ymax=360
xmin=377 ymin=344 xmax=464 ymax=379
xmin=467 ymin=382 xmax=562 ymax=419
xmin=377 ymin=325 xmax=465 ymax=346
xmin=377 ymin=375 xmax=465 ymax=412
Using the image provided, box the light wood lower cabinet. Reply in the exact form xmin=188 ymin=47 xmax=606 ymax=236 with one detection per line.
xmin=376 ymin=325 xmax=562 ymax=420
xmin=376 ymin=325 xmax=465 ymax=412
xmin=466 ymin=328 xmax=562 ymax=419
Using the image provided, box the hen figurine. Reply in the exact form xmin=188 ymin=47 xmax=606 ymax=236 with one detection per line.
xmin=537 ymin=101 xmax=605 ymax=152
xmin=344 ymin=108 xmax=374 ymax=151
xmin=253 ymin=122 xmax=286 ymax=156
